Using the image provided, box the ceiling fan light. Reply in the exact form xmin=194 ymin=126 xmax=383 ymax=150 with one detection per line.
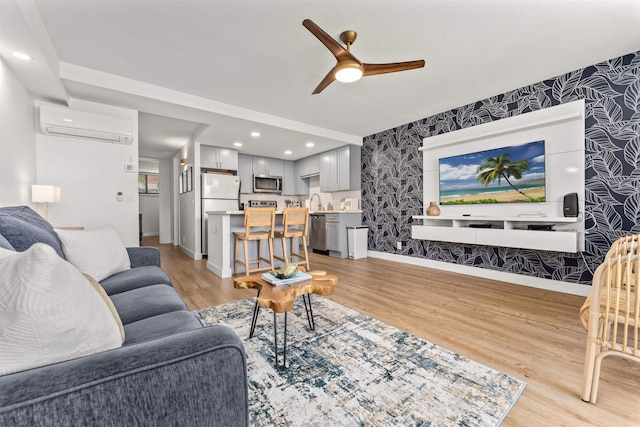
xmin=335 ymin=62 xmax=363 ymax=83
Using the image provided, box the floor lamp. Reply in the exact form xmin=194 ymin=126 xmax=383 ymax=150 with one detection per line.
xmin=31 ymin=185 xmax=61 ymax=221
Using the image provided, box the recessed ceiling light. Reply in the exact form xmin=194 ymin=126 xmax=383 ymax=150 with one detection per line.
xmin=284 ymin=150 xmax=292 ymax=155
xmin=233 ymin=142 xmax=242 ymax=147
xmin=250 ymin=131 xmax=260 ymax=137
xmin=12 ymin=52 xmax=32 ymax=61
xmin=306 ymin=142 xmax=315 ymax=147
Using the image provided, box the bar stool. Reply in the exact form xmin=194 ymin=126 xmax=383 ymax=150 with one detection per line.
xmin=274 ymin=207 xmax=309 ymax=270
xmin=233 ymin=207 xmax=276 ymax=275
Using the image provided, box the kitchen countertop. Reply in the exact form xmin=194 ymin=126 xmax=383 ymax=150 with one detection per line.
xmin=207 ymin=210 xmax=283 ymax=215
xmin=309 ymin=210 xmax=362 ymax=214
xmin=207 ymin=210 xmax=363 ymax=215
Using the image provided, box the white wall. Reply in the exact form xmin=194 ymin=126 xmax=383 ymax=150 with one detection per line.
xmin=36 ymin=99 xmax=140 ymax=246
xmin=178 ymin=138 xmax=198 ymax=258
xmin=0 ymin=58 xmax=37 ymax=207
xmin=138 ymin=158 xmax=160 ymax=237
xmin=139 ymin=194 xmax=159 ymax=236
xmin=159 ymin=158 xmax=173 ymax=243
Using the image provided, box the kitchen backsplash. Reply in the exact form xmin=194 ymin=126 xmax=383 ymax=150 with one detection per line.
xmin=239 ymin=175 xmax=361 ymax=211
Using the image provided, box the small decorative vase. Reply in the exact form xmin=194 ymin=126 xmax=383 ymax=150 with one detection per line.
xmin=426 ymin=201 xmax=440 ymax=216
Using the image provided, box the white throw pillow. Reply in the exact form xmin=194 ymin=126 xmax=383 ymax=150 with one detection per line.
xmin=55 ymin=225 xmax=131 ymax=282
xmin=0 ymin=244 xmax=123 ymax=375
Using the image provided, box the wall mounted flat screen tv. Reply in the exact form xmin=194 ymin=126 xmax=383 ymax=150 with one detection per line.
xmin=439 ymin=140 xmax=546 ymax=205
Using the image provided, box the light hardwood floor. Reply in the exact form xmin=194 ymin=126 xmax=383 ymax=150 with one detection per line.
xmin=144 ymin=237 xmax=639 ymax=426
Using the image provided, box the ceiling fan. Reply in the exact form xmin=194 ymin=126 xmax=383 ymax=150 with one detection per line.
xmin=302 ymin=19 xmax=425 ymax=94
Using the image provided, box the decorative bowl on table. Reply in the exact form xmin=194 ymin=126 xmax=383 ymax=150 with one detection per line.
xmin=275 ymin=262 xmax=299 ymax=279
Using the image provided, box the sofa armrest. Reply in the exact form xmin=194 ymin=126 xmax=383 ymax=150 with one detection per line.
xmin=0 ymin=326 xmax=248 ymax=427
xmin=127 ymin=246 xmax=161 ymax=268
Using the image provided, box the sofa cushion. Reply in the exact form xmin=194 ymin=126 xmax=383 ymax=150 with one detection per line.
xmin=0 ymin=244 xmax=122 ymax=375
xmin=84 ymin=274 xmax=125 ymax=342
xmin=0 ymin=233 xmax=14 ymax=251
xmin=0 ymin=206 xmax=65 ymax=258
xmin=109 ymin=284 xmax=187 ymax=325
xmin=123 ymin=311 xmax=203 ymax=346
xmin=99 ymin=265 xmax=173 ymax=295
xmin=55 ymin=225 xmax=131 ymax=282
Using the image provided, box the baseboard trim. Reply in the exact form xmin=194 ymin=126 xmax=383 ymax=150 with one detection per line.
xmin=368 ymin=251 xmax=591 ymax=296
xmin=206 ymin=260 xmax=233 ymax=279
xmin=179 ymin=245 xmax=202 ymax=261
xmin=143 ymin=232 xmax=160 ymax=237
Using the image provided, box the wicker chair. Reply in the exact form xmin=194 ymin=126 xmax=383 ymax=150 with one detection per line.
xmin=580 ymin=234 xmax=639 ymax=403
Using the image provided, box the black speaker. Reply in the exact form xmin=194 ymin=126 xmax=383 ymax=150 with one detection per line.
xmin=563 ymin=193 xmax=578 ymax=217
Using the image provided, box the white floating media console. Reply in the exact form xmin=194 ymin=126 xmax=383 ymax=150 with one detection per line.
xmin=412 ymin=215 xmax=583 ymax=252
xmin=413 ymin=100 xmax=586 ymax=253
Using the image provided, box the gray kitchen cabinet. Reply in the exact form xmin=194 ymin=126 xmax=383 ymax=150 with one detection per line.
xmin=238 ymin=154 xmax=253 ymax=193
xmin=319 ymin=150 xmax=337 ymax=192
xmin=318 ymin=145 xmax=361 ymax=192
xmin=326 ymin=221 xmax=340 ymax=251
xmin=200 ymin=145 xmax=238 ymax=170
xmin=337 ymin=145 xmax=361 ymax=191
xmin=253 ymin=156 xmax=284 ymax=177
xmin=294 ymin=161 xmax=310 ymax=195
xmin=296 ymin=155 xmax=320 ymax=177
xmin=283 ymin=160 xmax=295 ymax=195
xmin=325 ymin=212 xmax=361 ymax=258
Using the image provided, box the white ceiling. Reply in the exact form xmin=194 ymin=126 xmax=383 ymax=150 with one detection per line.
xmin=2 ymin=0 xmax=640 ymax=160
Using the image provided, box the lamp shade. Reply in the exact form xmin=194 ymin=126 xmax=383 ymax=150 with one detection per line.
xmin=32 ymin=185 xmax=61 ymax=203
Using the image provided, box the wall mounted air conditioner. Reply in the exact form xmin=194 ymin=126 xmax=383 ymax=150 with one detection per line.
xmin=40 ymin=104 xmax=134 ymax=144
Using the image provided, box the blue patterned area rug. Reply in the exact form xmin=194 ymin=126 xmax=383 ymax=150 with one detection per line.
xmin=196 ymin=297 xmax=525 ymax=426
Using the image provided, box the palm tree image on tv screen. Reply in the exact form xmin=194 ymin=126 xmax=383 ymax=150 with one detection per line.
xmin=439 ymin=140 xmax=546 ymax=205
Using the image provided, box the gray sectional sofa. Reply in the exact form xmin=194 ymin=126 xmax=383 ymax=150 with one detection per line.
xmin=0 ymin=206 xmax=248 ymax=426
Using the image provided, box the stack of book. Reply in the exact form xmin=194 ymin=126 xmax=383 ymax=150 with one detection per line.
xmin=261 ymin=271 xmax=312 ymax=286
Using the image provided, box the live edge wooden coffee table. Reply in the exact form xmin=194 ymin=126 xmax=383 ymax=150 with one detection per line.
xmin=233 ymin=271 xmax=338 ymax=370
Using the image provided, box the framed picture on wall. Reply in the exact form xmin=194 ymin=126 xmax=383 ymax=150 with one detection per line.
xmin=183 ymin=171 xmax=188 ymax=193
xmin=187 ymin=167 xmax=192 ymax=192
xmin=179 ymin=171 xmax=184 ymax=194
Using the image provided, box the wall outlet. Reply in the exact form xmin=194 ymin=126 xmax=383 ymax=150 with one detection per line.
xmin=396 ymin=241 xmax=402 ymax=250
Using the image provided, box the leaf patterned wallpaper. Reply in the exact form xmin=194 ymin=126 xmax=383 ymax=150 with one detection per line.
xmin=361 ymin=51 xmax=640 ymax=285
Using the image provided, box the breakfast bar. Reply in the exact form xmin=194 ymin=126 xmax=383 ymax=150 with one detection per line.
xmin=206 ymin=210 xmax=289 ymax=278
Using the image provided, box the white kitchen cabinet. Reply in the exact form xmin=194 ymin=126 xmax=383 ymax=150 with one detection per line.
xmin=200 ymin=145 xmax=238 ymax=170
xmin=238 ymin=154 xmax=253 ymax=193
xmin=252 ymin=156 xmax=284 ymax=177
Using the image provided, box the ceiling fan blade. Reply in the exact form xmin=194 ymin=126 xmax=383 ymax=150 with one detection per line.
xmin=312 ymin=66 xmax=338 ymax=94
xmin=303 ymin=19 xmax=358 ymax=63
xmin=363 ymin=60 xmax=425 ymax=77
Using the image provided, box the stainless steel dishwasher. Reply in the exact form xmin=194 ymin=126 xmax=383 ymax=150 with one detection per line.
xmin=309 ymin=213 xmax=326 ymax=251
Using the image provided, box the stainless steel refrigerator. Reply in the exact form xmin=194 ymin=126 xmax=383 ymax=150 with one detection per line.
xmin=201 ymin=173 xmax=240 ymax=255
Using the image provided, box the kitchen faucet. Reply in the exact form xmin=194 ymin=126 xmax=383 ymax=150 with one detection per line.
xmin=310 ymin=193 xmax=322 ymax=211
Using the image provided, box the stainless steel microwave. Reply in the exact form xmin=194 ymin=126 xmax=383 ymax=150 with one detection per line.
xmin=253 ymin=174 xmax=282 ymax=194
